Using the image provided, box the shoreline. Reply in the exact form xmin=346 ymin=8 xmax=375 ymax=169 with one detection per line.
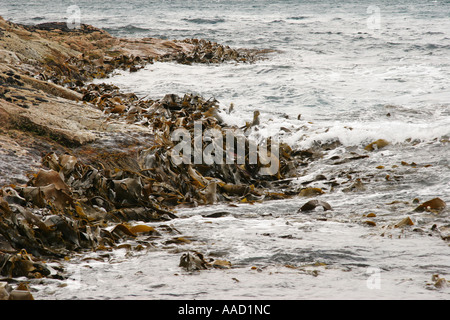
xmin=0 ymin=17 xmax=299 ymax=298
xmin=0 ymin=16 xmax=273 ymax=185
xmin=0 ymin=16 xmax=448 ymax=300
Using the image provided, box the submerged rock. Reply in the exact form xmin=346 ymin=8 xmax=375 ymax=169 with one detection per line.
xmin=0 ymin=250 xmax=51 ymax=278
xmin=212 ymin=259 xmax=232 ymax=269
xmin=364 ymin=139 xmax=389 ymax=151
xmin=298 ymin=199 xmax=333 ymax=212
xmin=8 ymin=289 xmax=34 ymax=300
xmin=179 ymin=251 xmax=209 ymax=271
xmin=414 ymin=198 xmax=446 ymax=214
xmin=298 ymin=187 xmax=324 ymax=197
xmin=432 ymin=275 xmax=449 ymax=289
xmin=0 ymin=282 xmax=12 ymax=300
xmin=0 ymin=282 xmax=34 ymax=300
xmin=0 ymin=15 xmax=309 ymax=286
xmin=394 ymin=216 xmax=414 ymax=228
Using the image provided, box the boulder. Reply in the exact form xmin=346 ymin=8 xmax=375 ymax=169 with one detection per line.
xmin=298 ymin=199 xmax=333 ymax=212
xmin=364 ymin=139 xmax=389 ymax=151
xmin=414 ymin=198 xmax=446 ymax=214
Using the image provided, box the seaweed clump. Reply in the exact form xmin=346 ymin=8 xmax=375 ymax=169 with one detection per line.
xmin=0 ymin=88 xmax=309 ymax=279
xmin=0 ymin=17 xmax=303 ymax=283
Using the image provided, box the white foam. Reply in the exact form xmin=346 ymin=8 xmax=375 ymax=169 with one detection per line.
xmin=98 ymin=61 xmax=450 ymax=150
xmin=285 ymin=118 xmax=450 ymax=149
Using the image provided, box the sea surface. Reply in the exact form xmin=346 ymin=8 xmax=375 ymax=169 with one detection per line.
xmin=2 ymin=0 xmax=450 ymax=299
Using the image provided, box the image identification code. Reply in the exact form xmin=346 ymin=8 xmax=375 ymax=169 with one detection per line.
xmin=178 ymin=304 xmax=271 ymax=317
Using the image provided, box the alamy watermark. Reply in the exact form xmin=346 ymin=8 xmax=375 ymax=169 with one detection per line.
xmin=64 ymin=262 xmax=124 ymax=291
xmin=66 ymin=4 xmax=81 ymax=29
xmin=366 ymin=267 xmax=381 ymax=290
xmin=170 ymin=121 xmax=279 ymax=176
xmin=367 ymin=5 xmax=381 ymax=31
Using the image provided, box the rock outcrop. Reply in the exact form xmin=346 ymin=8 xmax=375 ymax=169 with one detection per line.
xmin=0 ymin=16 xmax=289 ymax=280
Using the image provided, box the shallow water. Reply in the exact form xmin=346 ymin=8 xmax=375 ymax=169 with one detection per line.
xmin=33 ymin=199 xmax=449 ymax=300
xmin=3 ymin=0 xmax=450 ymax=299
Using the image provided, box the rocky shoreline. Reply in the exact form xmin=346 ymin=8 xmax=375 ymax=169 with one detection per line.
xmin=0 ymin=17 xmax=298 ymax=298
xmin=0 ymin=17 xmax=448 ymax=299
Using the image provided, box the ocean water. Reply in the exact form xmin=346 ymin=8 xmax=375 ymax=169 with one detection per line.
xmin=2 ymin=1 xmax=450 ymax=299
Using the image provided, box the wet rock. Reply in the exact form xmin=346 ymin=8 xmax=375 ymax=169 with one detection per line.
xmin=0 ymin=282 xmax=12 ymax=300
xmin=394 ymin=216 xmax=414 ymax=228
xmin=432 ymin=275 xmax=448 ymax=289
xmin=203 ymin=182 xmax=218 ymax=205
xmin=0 ymin=15 xmax=271 ymax=186
xmin=298 ymin=199 xmax=333 ymax=212
xmin=0 ymin=250 xmax=51 ymax=278
xmin=437 ymin=226 xmax=450 ymax=242
xmin=179 ymin=251 xmax=209 ymax=271
xmin=342 ymin=178 xmax=366 ymax=193
xmin=212 ymin=259 xmax=232 ymax=269
xmin=0 ymin=93 xmax=97 ymax=147
xmin=164 ymin=38 xmax=269 ymax=65
xmin=364 ymin=139 xmax=389 ymax=151
xmin=0 ymin=16 xmax=291 ymax=284
xmin=0 ymin=281 xmax=34 ymax=300
xmin=166 ymin=237 xmax=192 ymax=245
xmin=202 ymin=211 xmax=231 ymax=218
xmin=434 ymin=278 xmax=448 ymax=289
xmin=298 ymin=187 xmax=324 ymax=197
xmin=8 ymin=289 xmax=34 ymax=300
xmin=414 ymin=198 xmax=446 ymax=214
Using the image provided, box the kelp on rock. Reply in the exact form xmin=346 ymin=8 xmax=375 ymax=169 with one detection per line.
xmin=0 ymin=113 xmax=302 ymax=279
xmin=2 ymin=86 xmax=310 ymax=280
xmin=0 ymin=17 xmax=307 ymax=281
xmin=0 ymin=85 xmax=311 ymax=279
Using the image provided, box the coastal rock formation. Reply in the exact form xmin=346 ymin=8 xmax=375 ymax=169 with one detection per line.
xmin=0 ymin=16 xmax=296 ymax=280
xmin=0 ymin=15 xmax=267 ymax=185
xmin=1 ymin=16 xmax=447 ymax=289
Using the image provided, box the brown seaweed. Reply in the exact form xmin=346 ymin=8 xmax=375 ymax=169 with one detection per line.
xmin=0 ymin=17 xmax=301 ymax=282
